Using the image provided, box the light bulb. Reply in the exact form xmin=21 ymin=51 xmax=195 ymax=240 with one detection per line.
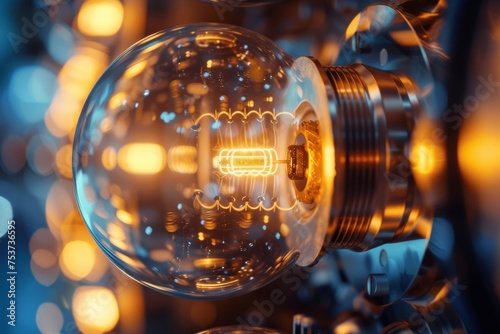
xmin=74 ymin=14 xmax=431 ymax=299
xmin=74 ymin=23 xmax=333 ymax=298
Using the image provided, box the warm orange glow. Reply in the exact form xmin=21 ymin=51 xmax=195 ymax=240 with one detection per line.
xmin=115 ymin=280 xmax=145 ymax=334
xmin=47 ymin=47 xmax=108 ymax=138
xmin=345 ymin=14 xmax=361 ymax=40
xmin=114 ymin=252 xmax=146 ymax=269
xmin=123 ymin=60 xmax=147 ymax=79
xmin=60 ymin=240 xmax=96 ymax=281
xmin=116 ymin=209 xmax=134 ymax=225
xmin=459 ymin=131 xmax=500 ymax=176
xmin=165 ymin=222 xmax=179 ymax=233
xmin=411 ymin=142 xmax=444 ymax=176
xmin=147 ymin=44 xmax=167 ymax=58
xmin=110 ymin=194 xmax=125 ymax=209
xmin=118 ymin=143 xmax=166 ymax=175
xmin=72 ymin=286 xmax=119 ymax=334
xmin=102 ymin=146 xmax=117 ymax=170
xmin=186 ymin=83 xmax=209 ymax=96
xmin=58 ymin=49 xmax=108 ymax=99
xmin=149 ymin=249 xmax=174 ymax=262
xmin=190 ymin=301 xmax=217 ymax=328
xmin=60 ymin=210 xmax=89 ymax=243
xmin=77 ymin=0 xmax=124 ymax=37
xmin=389 ymin=30 xmax=420 ymax=47
xmin=100 ymin=116 xmax=114 ymax=134
xmin=56 ymin=208 xmax=110 ymax=283
xmin=45 ymin=93 xmax=81 ymax=138
xmin=280 ymin=223 xmax=290 ymax=237
xmin=193 ymin=258 xmax=226 ymax=269
xmin=86 ymin=258 xmax=110 ymax=284
xmin=108 ymin=233 xmax=130 ymax=251
xmin=238 ymin=213 xmax=252 ymax=229
xmin=196 ymin=279 xmax=239 ymax=290
xmin=459 ymin=112 xmax=500 ymax=185
xmin=204 ymin=220 xmax=217 ymax=230
xmin=55 ymin=144 xmax=73 ymax=179
xmin=213 ymin=148 xmax=278 ymax=176
xmin=334 ymin=321 xmax=360 ymax=334
xmin=107 ymin=223 xmax=127 ymax=241
xmin=108 ymin=92 xmax=127 ymax=110
xmin=167 ymin=145 xmax=198 ymax=174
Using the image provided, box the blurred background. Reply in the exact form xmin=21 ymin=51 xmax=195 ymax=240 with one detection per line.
xmin=1 ymin=0 xmax=500 ymax=333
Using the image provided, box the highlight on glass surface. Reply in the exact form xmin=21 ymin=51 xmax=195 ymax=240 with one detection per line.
xmin=73 ymin=23 xmax=334 ymax=298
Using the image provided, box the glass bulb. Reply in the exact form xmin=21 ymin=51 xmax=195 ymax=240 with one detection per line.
xmin=73 ymin=23 xmax=334 ymax=298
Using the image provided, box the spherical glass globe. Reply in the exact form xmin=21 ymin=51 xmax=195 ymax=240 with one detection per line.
xmin=73 ymin=23 xmax=334 ymax=298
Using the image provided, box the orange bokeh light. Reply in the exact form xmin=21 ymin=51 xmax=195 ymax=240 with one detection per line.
xmin=72 ymin=286 xmax=120 ymax=334
xmin=118 ymin=143 xmax=166 ymax=175
xmin=77 ymin=0 xmax=124 ymax=37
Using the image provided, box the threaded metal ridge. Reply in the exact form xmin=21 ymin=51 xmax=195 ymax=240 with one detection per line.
xmin=324 ymin=66 xmax=379 ymax=249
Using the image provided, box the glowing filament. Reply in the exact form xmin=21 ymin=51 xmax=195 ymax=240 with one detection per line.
xmin=213 ymin=148 xmax=278 ymax=176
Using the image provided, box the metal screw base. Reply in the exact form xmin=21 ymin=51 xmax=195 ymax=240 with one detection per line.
xmin=322 ymin=63 xmax=423 ymax=251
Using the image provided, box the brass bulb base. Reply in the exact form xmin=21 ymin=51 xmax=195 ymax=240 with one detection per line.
xmin=321 ymin=63 xmax=423 ymax=250
xmin=289 ymin=120 xmax=322 ymax=205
